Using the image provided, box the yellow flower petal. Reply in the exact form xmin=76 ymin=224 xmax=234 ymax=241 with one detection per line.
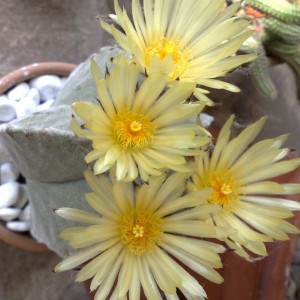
xmin=103 ymin=0 xmax=255 ymax=103
xmin=190 ymin=115 xmax=300 ymax=257
xmin=72 ymin=55 xmax=209 ymax=181
xmin=56 ymin=172 xmax=224 ymax=297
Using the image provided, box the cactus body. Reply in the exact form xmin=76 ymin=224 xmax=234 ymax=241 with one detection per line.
xmin=266 ymin=39 xmax=300 ymax=55
xmin=263 ymin=18 xmax=300 ymax=41
xmin=250 ymin=51 xmax=277 ymax=99
xmin=245 ymin=0 xmax=300 ymax=24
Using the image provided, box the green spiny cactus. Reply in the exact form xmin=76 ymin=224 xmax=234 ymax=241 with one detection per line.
xmin=244 ymin=0 xmax=300 ymax=24
xmin=240 ymin=0 xmax=300 ymax=99
xmin=267 ymin=41 xmax=300 ymax=99
xmin=262 ymin=18 xmax=300 ymax=42
xmin=250 ymin=50 xmax=278 ymax=99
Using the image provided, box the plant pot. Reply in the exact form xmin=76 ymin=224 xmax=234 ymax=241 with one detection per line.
xmin=0 ymin=61 xmax=76 ymax=252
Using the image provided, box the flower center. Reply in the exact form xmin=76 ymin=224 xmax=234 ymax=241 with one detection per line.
xmin=144 ymin=37 xmax=191 ymax=81
xmin=114 ymin=111 xmax=155 ymax=150
xmin=120 ymin=209 xmax=162 ymax=255
xmin=202 ymin=169 xmax=240 ymax=211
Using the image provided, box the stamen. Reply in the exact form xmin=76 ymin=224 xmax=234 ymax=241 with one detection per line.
xmin=201 ymin=170 xmax=240 ymax=211
xmin=221 ymin=183 xmax=232 ymax=195
xmin=121 ymin=210 xmax=162 ymax=255
xmin=130 ymin=121 xmax=142 ymax=132
xmin=132 ymin=224 xmax=144 ymax=237
xmin=144 ymin=37 xmax=191 ymax=81
xmin=114 ymin=111 xmax=155 ymax=150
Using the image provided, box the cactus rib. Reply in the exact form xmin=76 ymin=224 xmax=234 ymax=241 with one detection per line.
xmin=244 ymin=0 xmax=300 ymax=24
xmin=250 ymin=51 xmax=277 ymax=99
xmin=267 ymin=42 xmax=300 ymax=98
xmin=263 ymin=18 xmax=300 ymax=41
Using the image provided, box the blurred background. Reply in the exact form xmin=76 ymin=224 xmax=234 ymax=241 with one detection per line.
xmin=0 ymin=0 xmax=130 ymax=77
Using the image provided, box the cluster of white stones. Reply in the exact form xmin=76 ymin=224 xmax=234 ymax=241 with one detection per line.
xmin=0 ymin=163 xmax=30 ymax=232
xmin=0 ymin=75 xmax=66 ymax=122
xmin=0 ymin=75 xmax=66 ymax=232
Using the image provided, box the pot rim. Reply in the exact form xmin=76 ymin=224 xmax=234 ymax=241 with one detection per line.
xmin=0 ymin=223 xmax=49 ymax=252
xmin=0 ymin=61 xmax=76 ymax=95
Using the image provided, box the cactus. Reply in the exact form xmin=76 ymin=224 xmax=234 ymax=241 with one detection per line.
xmin=240 ymin=0 xmax=300 ymax=99
xmin=250 ymin=50 xmax=278 ymax=99
xmin=262 ymin=18 xmax=300 ymax=42
xmin=245 ymin=0 xmax=300 ymax=24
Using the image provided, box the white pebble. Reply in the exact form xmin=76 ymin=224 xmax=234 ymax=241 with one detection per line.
xmin=19 ymin=204 xmax=31 ymax=221
xmin=7 ymin=82 xmax=30 ymax=101
xmin=0 ymin=95 xmax=9 ymax=102
xmin=6 ymin=220 xmax=30 ymax=232
xmin=30 ymin=75 xmax=62 ymax=101
xmin=200 ymin=113 xmax=215 ymax=128
xmin=14 ymin=184 xmax=28 ymax=208
xmin=37 ymin=99 xmax=54 ymax=112
xmin=15 ymin=97 xmax=37 ymax=118
xmin=0 ymin=162 xmax=20 ymax=184
xmin=0 ymin=182 xmax=21 ymax=208
xmin=0 ymin=207 xmax=21 ymax=222
xmin=25 ymin=88 xmax=40 ymax=106
xmin=0 ymin=97 xmax=16 ymax=122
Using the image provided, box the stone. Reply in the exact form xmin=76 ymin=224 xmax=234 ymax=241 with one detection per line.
xmin=0 ymin=97 xmax=16 ymax=122
xmin=15 ymin=96 xmax=37 ymax=118
xmin=37 ymin=99 xmax=54 ymax=112
xmin=0 ymin=162 xmax=20 ymax=184
xmin=7 ymin=82 xmax=30 ymax=101
xmin=30 ymin=75 xmax=62 ymax=101
xmin=200 ymin=113 xmax=214 ymax=128
xmin=0 ymin=95 xmax=9 ymax=102
xmin=0 ymin=207 xmax=21 ymax=221
xmin=25 ymin=88 xmax=40 ymax=106
xmin=19 ymin=204 xmax=30 ymax=221
xmin=6 ymin=220 xmax=30 ymax=232
xmin=0 ymin=182 xmax=21 ymax=208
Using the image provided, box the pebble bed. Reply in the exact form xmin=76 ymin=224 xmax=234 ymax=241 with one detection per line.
xmin=0 ymin=75 xmax=66 ymax=233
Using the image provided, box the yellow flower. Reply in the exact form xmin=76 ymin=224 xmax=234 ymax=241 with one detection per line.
xmin=100 ymin=0 xmax=256 ymax=104
xmin=189 ymin=115 xmax=300 ymax=259
xmin=71 ymin=55 xmax=210 ymax=181
xmin=55 ymin=171 xmax=226 ymax=300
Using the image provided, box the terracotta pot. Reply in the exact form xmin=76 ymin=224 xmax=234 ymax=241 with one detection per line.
xmin=0 ymin=61 xmax=76 ymax=252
